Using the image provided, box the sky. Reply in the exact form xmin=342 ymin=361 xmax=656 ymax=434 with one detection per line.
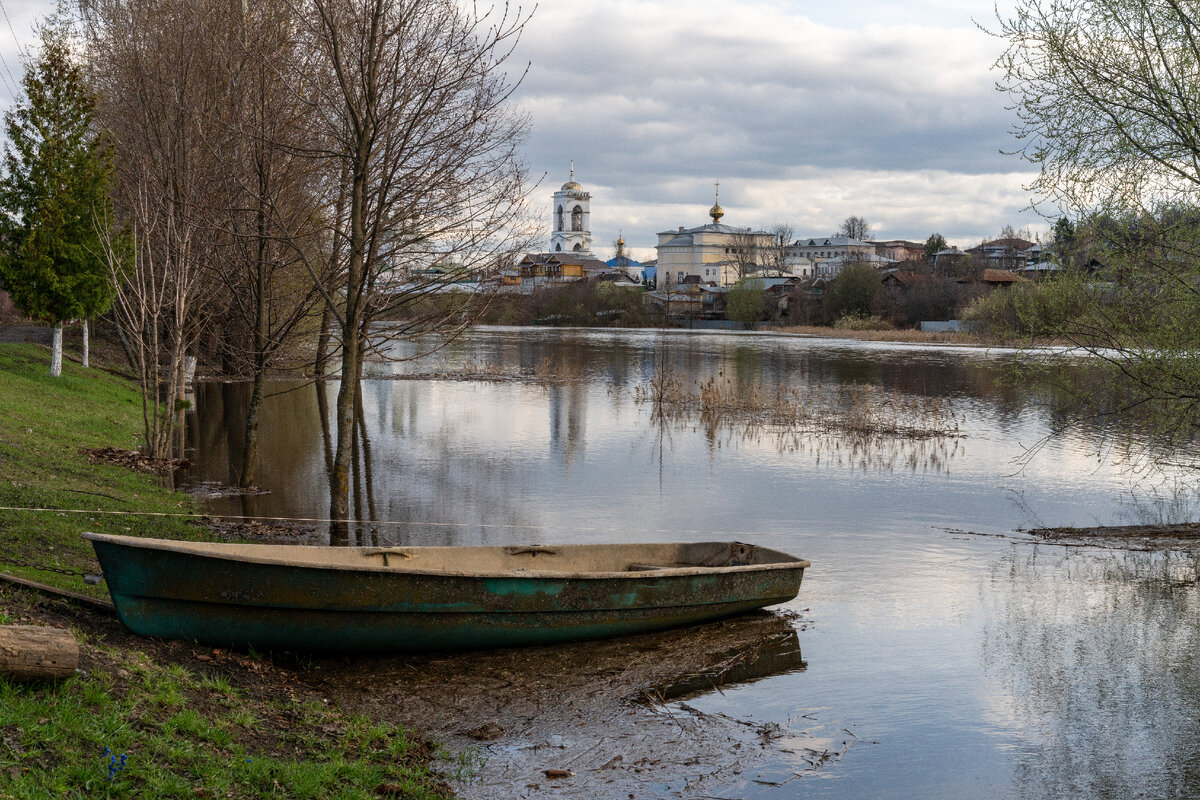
xmin=1 ymin=0 xmax=1044 ymax=262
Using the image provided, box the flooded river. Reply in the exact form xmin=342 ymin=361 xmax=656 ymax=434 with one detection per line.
xmin=182 ymin=327 xmax=1200 ymax=798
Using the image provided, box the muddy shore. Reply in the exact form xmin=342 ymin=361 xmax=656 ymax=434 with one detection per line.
xmin=6 ymin=580 xmax=834 ymax=798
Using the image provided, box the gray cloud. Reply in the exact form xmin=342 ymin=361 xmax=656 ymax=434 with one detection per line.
xmin=6 ymin=0 xmax=1041 ymax=255
xmin=514 ymin=0 xmax=1043 ymax=252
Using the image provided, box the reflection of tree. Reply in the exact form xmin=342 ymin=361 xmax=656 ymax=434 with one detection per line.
xmin=981 ymin=546 xmax=1200 ymax=799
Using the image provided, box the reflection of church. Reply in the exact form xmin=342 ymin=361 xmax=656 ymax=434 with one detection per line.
xmin=550 ymin=164 xmax=594 ymax=257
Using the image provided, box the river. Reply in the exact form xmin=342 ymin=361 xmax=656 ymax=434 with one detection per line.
xmin=181 ymin=326 xmax=1200 ymax=798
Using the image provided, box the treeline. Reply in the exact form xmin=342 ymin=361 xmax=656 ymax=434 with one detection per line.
xmin=0 ymin=0 xmax=536 ymax=523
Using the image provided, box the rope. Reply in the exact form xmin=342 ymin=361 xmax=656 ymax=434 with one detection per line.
xmin=0 ymin=505 xmax=775 ymax=538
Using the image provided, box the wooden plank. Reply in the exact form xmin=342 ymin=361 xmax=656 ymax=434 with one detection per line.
xmin=0 ymin=571 xmax=115 ymax=613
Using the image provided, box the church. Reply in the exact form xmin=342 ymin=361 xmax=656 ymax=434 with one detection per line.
xmin=550 ymin=164 xmax=595 ymax=256
xmin=655 ymin=185 xmax=777 ymax=287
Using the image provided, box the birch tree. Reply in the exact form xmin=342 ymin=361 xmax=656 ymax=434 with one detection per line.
xmin=0 ymin=19 xmax=113 ymax=377
xmin=87 ymin=0 xmax=228 ymax=458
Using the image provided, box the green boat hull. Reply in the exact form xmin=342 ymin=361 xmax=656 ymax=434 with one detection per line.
xmin=84 ymin=534 xmax=808 ymax=652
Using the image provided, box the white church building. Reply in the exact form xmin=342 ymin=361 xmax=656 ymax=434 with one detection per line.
xmin=550 ymin=164 xmax=595 ymax=257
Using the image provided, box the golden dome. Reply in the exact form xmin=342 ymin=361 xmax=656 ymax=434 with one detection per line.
xmin=709 ymin=181 xmax=724 ymax=223
xmin=562 ymin=160 xmax=581 ymax=191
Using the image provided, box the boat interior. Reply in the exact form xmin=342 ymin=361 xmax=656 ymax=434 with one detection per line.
xmin=83 ymin=534 xmax=809 ymax=576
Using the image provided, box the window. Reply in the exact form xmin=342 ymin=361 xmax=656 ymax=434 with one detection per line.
xmin=556 ymin=206 xmax=564 ymax=231
xmin=573 ymin=242 xmax=582 ymax=251
xmin=571 ymin=206 xmax=583 ymax=232
xmin=555 ymin=243 xmax=561 ymax=252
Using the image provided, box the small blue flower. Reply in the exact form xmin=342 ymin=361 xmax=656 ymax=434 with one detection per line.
xmin=104 ymin=748 xmax=128 ymax=781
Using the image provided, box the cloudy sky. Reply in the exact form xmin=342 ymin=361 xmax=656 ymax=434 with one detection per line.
xmin=3 ymin=0 xmax=1043 ymax=261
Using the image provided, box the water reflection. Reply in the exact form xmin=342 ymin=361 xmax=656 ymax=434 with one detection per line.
xmin=174 ymin=328 xmax=1200 ymax=798
xmin=181 ymin=329 xmax=1195 ymax=543
xmin=982 ymin=546 xmax=1200 ymax=799
xmin=645 ymin=626 xmax=807 ymax=702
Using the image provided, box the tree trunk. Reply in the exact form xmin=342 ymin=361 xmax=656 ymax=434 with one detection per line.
xmin=315 ymin=302 xmax=333 ymax=378
xmin=239 ymin=369 xmax=264 ymax=488
xmin=81 ymin=318 xmax=90 ymax=368
xmin=50 ymin=323 xmax=63 ymax=377
xmin=0 ymin=625 xmax=78 ymax=681
xmin=329 ymin=329 xmax=359 ymax=526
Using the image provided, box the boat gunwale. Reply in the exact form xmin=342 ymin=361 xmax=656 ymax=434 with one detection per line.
xmin=82 ymin=532 xmax=811 ymax=580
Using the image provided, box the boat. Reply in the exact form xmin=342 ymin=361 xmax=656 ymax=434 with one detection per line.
xmin=82 ymin=533 xmax=809 ymax=652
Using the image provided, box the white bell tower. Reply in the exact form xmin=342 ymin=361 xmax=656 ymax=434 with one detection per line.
xmin=550 ymin=162 xmax=593 ymax=257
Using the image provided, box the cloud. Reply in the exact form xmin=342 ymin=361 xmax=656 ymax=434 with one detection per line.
xmin=0 ymin=0 xmax=43 ymax=110
xmin=6 ymin=0 xmax=1043 ymax=255
xmin=511 ymin=0 xmax=1043 ymax=254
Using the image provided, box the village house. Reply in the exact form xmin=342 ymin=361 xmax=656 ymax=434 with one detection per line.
xmin=965 ymin=238 xmax=1038 ymax=271
xmin=873 ymin=239 xmax=926 ymax=263
xmin=788 ymin=235 xmax=880 ymax=278
xmin=516 ymin=252 xmax=609 ymax=288
xmin=957 ymin=268 xmax=1029 ymax=288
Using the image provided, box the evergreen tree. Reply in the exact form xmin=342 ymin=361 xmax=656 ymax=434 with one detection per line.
xmin=0 ymin=19 xmax=113 ymax=376
xmin=924 ymin=233 xmax=947 ymax=260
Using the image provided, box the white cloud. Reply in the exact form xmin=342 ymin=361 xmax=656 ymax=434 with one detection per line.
xmin=7 ymin=0 xmax=1047 ymax=256
xmin=514 ymin=0 xmax=1045 ymax=255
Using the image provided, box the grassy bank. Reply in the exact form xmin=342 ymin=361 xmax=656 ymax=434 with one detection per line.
xmin=0 ymin=342 xmax=453 ymax=799
xmin=0 ymin=343 xmax=200 ymax=595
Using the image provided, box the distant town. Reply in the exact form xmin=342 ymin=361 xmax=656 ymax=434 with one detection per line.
xmin=486 ymin=171 xmax=1063 ymax=329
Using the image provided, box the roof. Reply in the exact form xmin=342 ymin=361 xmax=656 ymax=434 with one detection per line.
xmin=658 ymin=234 xmax=694 ymax=248
xmin=881 ymin=270 xmax=928 ymax=285
xmin=657 ymin=223 xmax=770 ymax=237
xmin=520 ymin=252 xmax=608 ymax=270
xmin=741 ymin=276 xmax=797 ymax=290
xmin=979 ymin=237 xmax=1035 ymax=251
xmin=794 ymin=236 xmax=871 ymax=248
xmin=958 ymin=269 xmax=1028 ymax=284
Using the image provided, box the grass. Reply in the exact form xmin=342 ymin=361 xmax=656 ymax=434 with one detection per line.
xmin=0 ymin=641 xmax=451 ymax=799
xmin=0 ymin=341 xmax=455 ymax=799
xmin=0 ymin=344 xmax=199 ymax=597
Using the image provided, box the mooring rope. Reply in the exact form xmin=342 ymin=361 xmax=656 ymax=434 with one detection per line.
xmin=0 ymin=505 xmax=779 ymax=538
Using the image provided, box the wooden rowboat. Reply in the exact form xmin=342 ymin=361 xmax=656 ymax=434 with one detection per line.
xmin=82 ymin=533 xmax=809 ymax=652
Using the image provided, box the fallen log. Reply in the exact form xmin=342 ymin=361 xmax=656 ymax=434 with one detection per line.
xmin=0 ymin=625 xmax=79 ymax=681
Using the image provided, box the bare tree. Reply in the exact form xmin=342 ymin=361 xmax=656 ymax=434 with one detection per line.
xmin=87 ymin=0 xmax=231 ymax=459
xmin=767 ymin=223 xmax=794 ymax=274
xmin=728 ymin=228 xmax=763 ymax=282
xmin=838 ymin=215 xmax=872 ymax=241
xmin=285 ymin=0 xmax=536 ymax=525
xmin=213 ymin=0 xmax=329 ymax=487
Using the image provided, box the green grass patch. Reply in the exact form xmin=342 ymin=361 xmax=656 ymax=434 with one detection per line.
xmin=0 ymin=343 xmax=198 ymax=597
xmin=0 ymin=642 xmax=451 ymax=799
